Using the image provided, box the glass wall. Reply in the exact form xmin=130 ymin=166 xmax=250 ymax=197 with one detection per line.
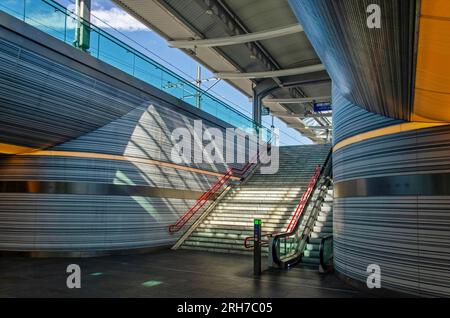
xmin=0 ymin=0 xmax=271 ymax=140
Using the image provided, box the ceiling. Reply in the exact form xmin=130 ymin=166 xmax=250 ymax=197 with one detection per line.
xmin=113 ymin=0 xmax=332 ymax=143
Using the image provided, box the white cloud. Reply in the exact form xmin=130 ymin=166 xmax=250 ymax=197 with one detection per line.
xmin=91 ymin=7 xmax=148 ymax=32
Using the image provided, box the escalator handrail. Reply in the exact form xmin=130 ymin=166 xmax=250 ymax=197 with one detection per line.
xmin=271 ymin=149 xmax=333 ymax=267
xmin=285 ymin=164 xmax=321 ymax=234
xmin=243 ymin=164 xmax=320 ymax=249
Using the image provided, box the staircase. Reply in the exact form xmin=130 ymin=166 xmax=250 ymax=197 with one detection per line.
xmin=178 ymin=144 xmax=331 ymax=255
xmin=298 ymin=185 xmax=334 ymax=268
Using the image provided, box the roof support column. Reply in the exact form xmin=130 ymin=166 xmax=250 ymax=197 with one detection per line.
xmin=252 ymin=79 xmax=280 ymax=132
xmin=74 ymin=0 xmax=91 ymax=51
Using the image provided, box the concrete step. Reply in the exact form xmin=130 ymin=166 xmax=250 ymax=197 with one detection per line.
xmin=228 ymin=190 xmax=304 ymax=196
xmin=317 ymin=215 xmax=331 ymax=222
xmin=219 ymin=198 xmax=302 ymax=203
xmin=186 ymin=235 xmax=247 ymax=245
xmin=192 ymin=227 xmax=254 ymax=236
xmin=199 ymin=220 xmax=290 ymax=228
xmin=303 ymin=250 xmax=320 ymax=258
xmin=189 ymin=231 xmax=250 ymax=240
xmin=310 ymin=232 xmax=332 ymax=239
xmin=318 ymin=211 xmax=332 ymax=218
xmin=314 ymin=220 xmax=333 ymax=227
xmin=205 ymin=215 xmax=293 ymax=223
xmin=179 ymin=144 xmax=332 ymax=256
xmin=197 ymin=223 xmax=285 ymax=232
xmin=313 ymin=225 xmax=332 ymax=233
xmin=305 ymin=243 xmax=320 ymax=251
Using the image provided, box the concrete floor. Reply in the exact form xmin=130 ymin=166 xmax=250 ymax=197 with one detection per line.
xmin=0 ymin=249 xmax=372 ymax=298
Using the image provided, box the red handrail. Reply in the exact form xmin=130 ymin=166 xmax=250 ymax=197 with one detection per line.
xmin=168 ymin=168 xmax=233 ymax=233
xmin=168 ymin=141 xmax=271 ymax=234
xmin=243 ymin=164 xmax=321 ymax=248
xmin=285 ymin=164 xmax=321 ymax=233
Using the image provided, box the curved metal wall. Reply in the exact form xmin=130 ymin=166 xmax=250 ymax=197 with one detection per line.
xmin=288 ymin=0 xmax=417 ymax=120
xmin=332 ymin=86 xmax=404 ymax=144
xmin=0 ymin=17 xmax=249 ymax=253
xmin=333 ymin=89 xmax=450 ymax=297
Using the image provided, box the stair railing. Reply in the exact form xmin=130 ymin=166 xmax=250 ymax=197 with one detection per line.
xmin=270 ymin=150 xmax=333 ymax=268
xmin=168 ymin=141 xmax=271 ymax=234
xmin=243 ymin=164 xmax=322 ymax=249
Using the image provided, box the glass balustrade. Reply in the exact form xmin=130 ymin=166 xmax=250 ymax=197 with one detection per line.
xmin=0 ymin=0 xmax=271 ymax=141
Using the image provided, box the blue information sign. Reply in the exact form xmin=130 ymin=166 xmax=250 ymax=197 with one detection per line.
xmin=313 ymin=102 xmax=332 ymax=112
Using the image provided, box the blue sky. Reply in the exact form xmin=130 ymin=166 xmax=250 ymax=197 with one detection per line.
xmin=57 ymin=0 xmax=309 ymax=146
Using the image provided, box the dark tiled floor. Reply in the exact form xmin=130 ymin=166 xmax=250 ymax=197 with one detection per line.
xmin=0 ymin=249 xmax=373 ymax=298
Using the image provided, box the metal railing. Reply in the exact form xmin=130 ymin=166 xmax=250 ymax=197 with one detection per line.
xmin=270 ymin=150 xmax=332 ymax=268
xmin=0 ymin=0 xmax=270 ymax=139
xmin=169 ymin=142 xmax=272 ymax=234
xmin=243 ymin=164 xmax=322 ymax=249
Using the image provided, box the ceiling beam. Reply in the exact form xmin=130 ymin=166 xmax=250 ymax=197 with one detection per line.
xmin=168 ymin=24 xmax=303 ymax=48
xmin=302 ymin=113 xmax=332 ymax=118
xmin=306 ymin=125 xmax=332 ymax=130
xmin=263 ymin=96 xmax=331 ymax=104
xmin=288 ymin=125 xmax=331 ymax=131
xmin=214 ymin=64 xmax=325 ymax=79
xmin=269 ymin=111 xmax=301 ymax=118
xmin=269 ymin=111 xmax=332 ymax=119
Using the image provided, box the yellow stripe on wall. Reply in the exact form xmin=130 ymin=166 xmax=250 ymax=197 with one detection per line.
xmin=0 ymin=143 xmax=38 ymax=154
xmin=0 ymin=143 xmax=240 ymax=180
xmin=333 ymin=122 xmax=450 ymax=152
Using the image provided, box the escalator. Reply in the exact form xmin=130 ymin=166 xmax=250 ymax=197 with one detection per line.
xmin=270 ymin=150 xmax=334 ymax=272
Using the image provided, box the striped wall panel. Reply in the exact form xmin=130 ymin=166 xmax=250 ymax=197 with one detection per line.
xmin=334 ymin=196 xmax=450 ymax=297
xmin=0 ymin=17 xmax=250 ymax=253
xmin=0 ymin=157 xmax=217 ymax=190
xmin=0 ymin=37 xmax=140 ymax=148
xmin=0 ymin=194 xmax=196 ymax=251
xmin=333 ymin=90 xmax=450 ymax=297
xmin=289 ymin=0 xmax=416 ymax=120
xmin=334 ymin=107 xmax=450 ymax=183
xmin=332 ymin=86 xmax=404 ymax=144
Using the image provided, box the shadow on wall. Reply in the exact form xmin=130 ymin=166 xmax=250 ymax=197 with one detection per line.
xmin=0 ymin=99 xmax=246 ymax=251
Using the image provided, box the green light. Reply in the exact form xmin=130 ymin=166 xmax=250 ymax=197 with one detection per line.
xmin=142 ymin=280 xmax=163 ymax=287
xmin=90 ymin=272 xmax=103 ymax=276
xmin=254 ymin=219 xmax=262 ymax=225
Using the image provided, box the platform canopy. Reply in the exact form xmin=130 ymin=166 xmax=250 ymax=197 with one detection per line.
xmin=113 ymin=0 xmax=332 ymax=143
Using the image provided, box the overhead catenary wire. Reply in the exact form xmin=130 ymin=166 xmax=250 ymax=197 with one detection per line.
xmin=65 ymin=0 xmax=307 ymax=145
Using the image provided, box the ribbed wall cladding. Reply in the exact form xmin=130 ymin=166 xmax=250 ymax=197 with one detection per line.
xmin=0 ymin=19 xmax=250 ymax=253
xmin=332 ymin=86 xmax=404 ymax=144
xmin=333 ymin=91 xmax=450 ymax=297
xmin=289 ymin=0 xmax=416 ymax=120
xmin=0 ymin=38 xmax=140 ymax=148
xmin=0 ymin=194 xmax=195 ymax=251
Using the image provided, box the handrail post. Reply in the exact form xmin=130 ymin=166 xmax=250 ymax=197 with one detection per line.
xmin=253 ymin=219 xmax=262 ymax=276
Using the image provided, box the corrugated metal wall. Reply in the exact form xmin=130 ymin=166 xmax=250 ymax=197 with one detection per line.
xmin=0 ymin=19 xmax=249 ymax=253
xmin=332 ymin=86 xmax=404 ymax=144
xmin=333 ymin=89 xmax=450 ymax=297
xmin=289 ymin=0 xmax=417 ymax=120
